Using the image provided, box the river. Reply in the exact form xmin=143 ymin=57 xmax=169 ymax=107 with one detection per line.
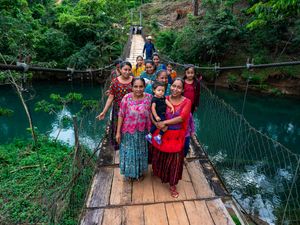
xmin=1 ymin=81 xmax=299 ymax=224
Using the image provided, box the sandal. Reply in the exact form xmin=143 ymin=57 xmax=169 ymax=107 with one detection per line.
xmin=170 ymin=186 xmax=179 ymax=198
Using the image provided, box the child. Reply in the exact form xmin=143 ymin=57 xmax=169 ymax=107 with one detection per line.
xmin=184 ymin=113 xmax=195 ymax=157
xmin=167 ymin=62 xmax=177 ymax=82
xmin=132 ymin=55 xmax=145 ymax=77
xmin=183 ymin=64 xmax=201 ymax=114
xmin=145 ymin=81 xmax=174 ymax=145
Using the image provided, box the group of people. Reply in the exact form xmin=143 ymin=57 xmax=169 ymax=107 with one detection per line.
xmin=97 ymin=50 xmax=201 ymax=198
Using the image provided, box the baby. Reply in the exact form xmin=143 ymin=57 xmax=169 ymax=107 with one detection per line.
xmin=146 ymin=81 xmax=174 ymax=144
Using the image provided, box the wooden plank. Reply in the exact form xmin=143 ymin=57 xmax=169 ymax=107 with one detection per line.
xmin=80 ymin=209 xmax=104 ymax=225
xmin=166 ymin=202 xmax=190 ymax=225
xmin=86 ymin=167 xmax=114 ymax=207
xmin=144 ymin=203 xmax=168 ymax=225
xmin=152 ymin=175 xmax=177 ymax=202
xmin=194 ymin=201 xmax=215 ymax=225
xmin=123 ymin=205 xmax=144 ymax=225
xmin=132 ymin=166 xmax=155 ymax=204
xmin=98 ymin=139 xmax=115 ymax=166
xmin=110 ymin=168 xmax=132 ymax=205
xmin=114 ymin=150 xmax=120 ymax=165
xmin=177 ymin=166 xmax=197 ymax=200
xmin=185 ymin=160 xmax=215 ymax=198
xmin=184 ymin=200 xmax=214 ymax=225
xmin=206 ymin=199 xmax=235 ymax=225
xmin=102 ymin=208 xmax=123 ymax=225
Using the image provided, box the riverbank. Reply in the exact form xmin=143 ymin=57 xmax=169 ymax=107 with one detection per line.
xmin=203 ymin=69 xmax=300 ymax=97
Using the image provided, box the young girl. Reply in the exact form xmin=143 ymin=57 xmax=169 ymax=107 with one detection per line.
xmin=183 ymin=64 xmax=201 ymax=114
xmin=97 ymin=61 xmax=133 ymax=150
xmin=145 ymin=81 xmax=174 ymax=145
xmin=132 ymin=55 xmax=145 ymax=77
xmin=167 ymin=62 xmax=177 ymax=82
xmin=110 ymin=59 xmax=123 ymax=79
xmin=140 ymin=60 xmax=156 ymax=85
xmin=152 ymin=53 xmax=166 ymax=71
xmin=145 ymin=69 xmax=171 ymax=96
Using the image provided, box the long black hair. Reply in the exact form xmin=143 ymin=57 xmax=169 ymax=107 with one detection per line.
xmin=120 ymin=61 xmax=132 ymax=69
xmin=183 ymin=64 xmax=197 ymax=85
xmin=135 ymin=55 xmax=144 ymax=69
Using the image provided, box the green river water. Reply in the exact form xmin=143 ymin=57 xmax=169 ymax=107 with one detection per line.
xmin=1 ymin=81 xmax=299 ymax=224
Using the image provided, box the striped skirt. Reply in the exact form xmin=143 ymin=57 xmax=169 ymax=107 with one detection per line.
xmin=151 ymin=147 xmax=184 ymax=186
xmin=119 ymin=130 xmax=148 ymax=179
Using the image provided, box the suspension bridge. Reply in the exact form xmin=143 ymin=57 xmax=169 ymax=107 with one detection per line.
xmin=1 ymin=31 xmax=299 ymax=225
xmin=79 ymin=34 xmax=239 ymax=225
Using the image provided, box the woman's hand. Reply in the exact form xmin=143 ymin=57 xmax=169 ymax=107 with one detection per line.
xmin=96 ymin=112 xmax=105 ymax=120
xmin=105 ymin=90 xmax=110 ymax=96
xmin=116 ymin=132 xmax=121 ymax=144
xmin=156 ymin=121 xmax=166 ymax=129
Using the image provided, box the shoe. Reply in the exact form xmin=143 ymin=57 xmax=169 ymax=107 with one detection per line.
xmin=154 ymin=135 xmax=162 ymax=145
xmin=145 ymin=134 xmax=152 ymax=144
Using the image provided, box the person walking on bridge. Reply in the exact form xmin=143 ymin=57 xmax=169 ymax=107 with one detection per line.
xmin=151 ymin=78 xmax=192 ymax=198
xmin=97 ymin=61 xmax=133 ymax=151
xmin=116 ymin=78 xmax=152 ymax=180
xmin=143 ymin=36 xmax=156 ymax=60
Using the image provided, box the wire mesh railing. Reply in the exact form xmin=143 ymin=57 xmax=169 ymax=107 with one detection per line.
xmin=196 ymin=84 xmax=300 ymax=225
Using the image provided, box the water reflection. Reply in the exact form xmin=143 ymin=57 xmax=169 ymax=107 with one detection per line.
xmin=0 ymin=81 xmax=106 ymax=148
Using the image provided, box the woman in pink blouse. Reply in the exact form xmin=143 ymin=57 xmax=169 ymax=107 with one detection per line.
xmin=116 ymin=78 xmax=152 ymax=180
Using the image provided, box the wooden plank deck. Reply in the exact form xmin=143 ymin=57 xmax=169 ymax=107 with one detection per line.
xmin=80 ymin=34 xmax=239 ymax=225
xmin=80 ymin=141 xmax=236 ymax=225
xmin=126 ymin=34 xmax=145 ymax=65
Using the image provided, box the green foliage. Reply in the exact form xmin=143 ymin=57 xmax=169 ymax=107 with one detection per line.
xmin=0 ymin=0 xmax=134 ymax=69
xmin=241 ymin=70 xmax=268 ymax=84
xmin=156 ymin=1 xmax=241 ymax=64
xmin=155 ymin=29 xmax=177 ymax=54
xmin=0 ymin=107 xmax=14 ymax=117
xmin=227 ymin=73 xmax=238 ymax=85
xmin=0 ymin=137 xmax=95 ymax=224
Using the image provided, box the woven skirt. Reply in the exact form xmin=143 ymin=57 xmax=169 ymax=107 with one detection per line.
xmin=119 ymin=130 xmax=149 ymax=179
xmin=151 ymin=147 xmax=184 ymax=186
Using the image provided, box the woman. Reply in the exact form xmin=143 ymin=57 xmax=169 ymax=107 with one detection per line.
xmin=116 ymin=78 xmax=152 ymax=180
xmin=152 ymin=53 xmax=166 ymax=71
xmin=151 ymin=78 xmax=191 ymax=198
xmin=140 ymin=60 xmax=156 ymax=85
xmin=145 ymin=69 xmax=170 ymax=96
xmin=110 ymin=58 xmax=123 ymax=79
xmin=97 ymin=61 xmax=133 ymax=150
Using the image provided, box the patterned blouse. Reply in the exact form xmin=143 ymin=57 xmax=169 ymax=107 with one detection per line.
xmin=109 ymin=77 xmax=132 ymax=107
xmin=132 ymin=64 xmax=145 ymax=77
xmin=118 ymin=93 xmax=152 ymax=134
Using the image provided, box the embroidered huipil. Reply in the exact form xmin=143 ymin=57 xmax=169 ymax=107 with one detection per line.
xmin=118 ymin=93 xmax=152 ymax=133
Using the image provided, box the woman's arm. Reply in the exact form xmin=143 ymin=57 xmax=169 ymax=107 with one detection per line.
xmin=116 ymin=116 xmax=123 ymax=144
xmin=96 ymin=94 xmax=114 ymax=120
xmin=157 ymin=116 xmax=183 ymax=129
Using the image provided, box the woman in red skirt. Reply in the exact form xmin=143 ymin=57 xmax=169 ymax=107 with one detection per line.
xmin=151 ymin=78 xmax=191 ymax=198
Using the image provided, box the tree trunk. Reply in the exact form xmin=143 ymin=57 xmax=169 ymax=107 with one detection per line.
xmin=193 ymin=0 xmax=199 ymax=16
